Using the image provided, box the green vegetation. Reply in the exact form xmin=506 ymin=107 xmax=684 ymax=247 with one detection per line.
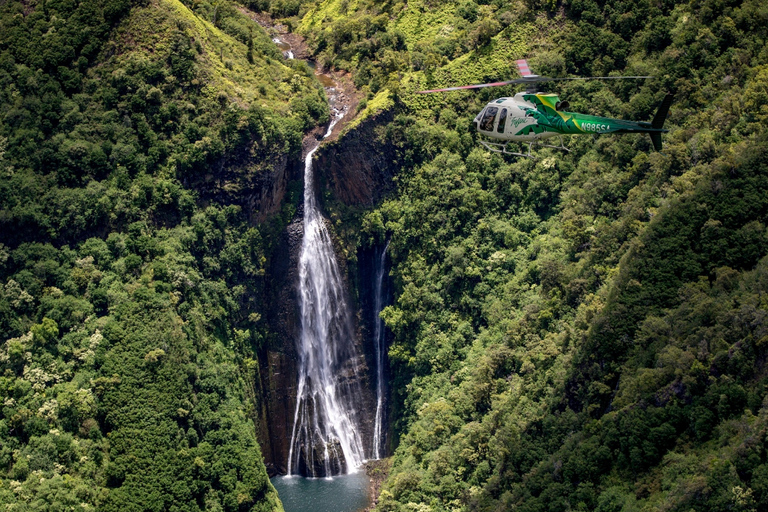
xmin=0 ymin=0 xmax=326 ymax=246
xmin=0 ymin=0 xmax=328 ymax=508
xmin=3 ymin=0 xmax=768 ymax=509
xmin=0 ymin=210 xmax=282 ymax=510
xmin=254 ymin=0 xmax=768 ymax=510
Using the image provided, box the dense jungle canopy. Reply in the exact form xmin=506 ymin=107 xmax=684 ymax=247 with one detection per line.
xmin=1 ymin=0 xmax=768 ymax=510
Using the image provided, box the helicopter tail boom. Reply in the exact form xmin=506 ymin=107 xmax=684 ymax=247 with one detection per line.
xmin=602 ymin=92 xmax=673 ymax=151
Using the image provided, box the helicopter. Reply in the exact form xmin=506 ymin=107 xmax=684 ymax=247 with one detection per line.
xmin=417 ymin=59 xmax=673 ymax=158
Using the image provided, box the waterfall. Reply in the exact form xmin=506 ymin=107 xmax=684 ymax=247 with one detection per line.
xmin=272 ymin=37 xmax=295 ymax=59
xmin=287 ymin=111 xmax=368 ymax=477
xmin=371 ymin=242 xmax=389 ymax=459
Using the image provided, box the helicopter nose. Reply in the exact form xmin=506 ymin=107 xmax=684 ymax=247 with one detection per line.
xmin=473 ymin=111 xmax=482 ymax=131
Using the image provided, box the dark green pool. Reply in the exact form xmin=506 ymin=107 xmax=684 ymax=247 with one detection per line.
xmin=271 ymin=472 xmax=371 ymax=512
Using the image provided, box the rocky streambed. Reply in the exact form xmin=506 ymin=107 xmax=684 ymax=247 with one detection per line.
xmin=240 ymin=7 xmax=363 ymax=141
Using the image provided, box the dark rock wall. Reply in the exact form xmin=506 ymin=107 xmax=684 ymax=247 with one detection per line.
xmin=257 ymin=215 xmax=303 ymax=475
xmin=313 ymin=109 xmax=399 ymax=208
xmin=256 ymin=108 xmax=399 ymax=475
xmin=356 ymin=243 xmax=393 ymax=455
xmin=182 ymin=144 xmax=301 ymax=223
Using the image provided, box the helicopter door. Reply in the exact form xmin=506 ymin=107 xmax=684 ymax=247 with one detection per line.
xmin=496 ymin=108 xmax=508 ymax=133
xmin=479 ymin=106 xmax=498 ymax=131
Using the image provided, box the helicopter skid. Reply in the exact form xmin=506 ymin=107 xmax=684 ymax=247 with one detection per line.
xmin=536 ymin=136 xmax=571 ymax=152
xmin=479 ymin=140 xmax=535 ymax=158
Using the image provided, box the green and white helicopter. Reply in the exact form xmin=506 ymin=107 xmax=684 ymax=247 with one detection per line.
xmin=417 ymin=59 xmax=673 ymax=158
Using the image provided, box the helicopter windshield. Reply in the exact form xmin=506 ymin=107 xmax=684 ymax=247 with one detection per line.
xmin=497 ymin=108 xmax=507 ymax=133
xmin=479 ymin=106 xmax=498 ymax=131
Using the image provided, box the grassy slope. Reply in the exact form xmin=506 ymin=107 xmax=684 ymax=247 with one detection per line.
xmin=119 ymin=0 xmax=292 ymax=108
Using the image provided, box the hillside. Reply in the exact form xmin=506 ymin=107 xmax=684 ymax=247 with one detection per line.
xmin=269 ymin=0 xmax=768 ymax=510
xmin=1 ymin=0 xmax=768 ymax=510
xmin=0 ymin=0 xmax=328 ymax=508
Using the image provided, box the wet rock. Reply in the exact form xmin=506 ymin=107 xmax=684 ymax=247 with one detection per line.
xmin=295 ymin=438 xmax=347 ymax=477
xmin=314 ymin=108 xmax=398 ymax=207
xmin=257 ymin=213 xmax=303 ymax=476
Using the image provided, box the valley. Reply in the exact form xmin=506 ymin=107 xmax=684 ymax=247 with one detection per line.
xmin=1 ymin=0 xmax=768 ymax=511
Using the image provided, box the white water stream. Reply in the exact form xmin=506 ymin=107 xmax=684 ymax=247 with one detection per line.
xmin=287 ymin=109 xmax=369 ymax=477
xmin=371 ymin=242 xmax=389 ymax=459
xmin=273 ymin=37 xmax=295 ymax=59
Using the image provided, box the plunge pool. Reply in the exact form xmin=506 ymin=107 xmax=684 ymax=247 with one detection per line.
xmin=270 ymin=472 xmax=371 ymax=512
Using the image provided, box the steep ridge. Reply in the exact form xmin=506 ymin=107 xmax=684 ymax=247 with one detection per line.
xmin=258 ymin=0 xmax=768 ymax=510
xmin=0 ymin=0 xmax=328 ymax=509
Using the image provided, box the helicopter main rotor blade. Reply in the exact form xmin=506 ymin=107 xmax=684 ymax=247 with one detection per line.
xmin=545 ymin=76 xmax=654 ymax=81
xmin=415 ymin=75 xmax=654 ymax=93
xmin=415 ymin=79 xmax=529 ymax=93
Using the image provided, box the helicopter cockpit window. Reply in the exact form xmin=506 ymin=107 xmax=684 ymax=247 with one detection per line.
xmin=496 ymin=108 xmax=507 ymax=133
xmin=480 ymin=106 xmax=498 ymax=131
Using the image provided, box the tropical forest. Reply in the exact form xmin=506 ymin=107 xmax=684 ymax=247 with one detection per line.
xmin=0 ymin=0 xmax=767 ymax=510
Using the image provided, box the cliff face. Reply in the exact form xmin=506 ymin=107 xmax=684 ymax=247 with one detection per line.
xmin=313 ymin=108 xmax=399 ymax=208
xmin=255 ymin=186 xmax=379 ymax=476
xmin=355 ymin=242 xmax=394 ymax=456
xmin=255 ymin=108 xmax=399 ymax=474
xmin=257 ymin=215 xmax=303 ymax=475
xmin=182 ymin=147 xmax=302 ymax=223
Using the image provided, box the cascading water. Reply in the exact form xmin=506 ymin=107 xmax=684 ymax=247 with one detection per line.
xmin=287 ymin=108 xmax=368 ymax=477
xmin=272 ymin=37 xmax=295 ymax=59
xmin=371 ymin=242 xmax=389 ymax=459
